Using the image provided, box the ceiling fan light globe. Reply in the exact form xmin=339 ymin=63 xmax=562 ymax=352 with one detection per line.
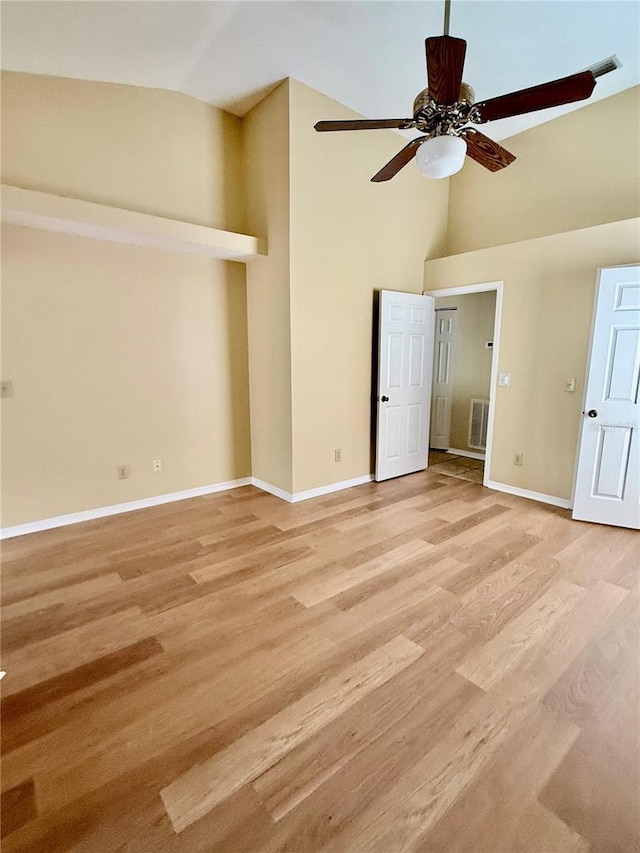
xmin=416 ymin=135 xmax=467 ymax=179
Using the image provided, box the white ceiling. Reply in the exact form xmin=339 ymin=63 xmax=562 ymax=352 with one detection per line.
xmin=2 ymin=1 xmax=639 ymax=141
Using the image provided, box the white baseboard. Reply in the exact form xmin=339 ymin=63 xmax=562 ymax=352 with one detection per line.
xmin=250 ymin=478 xmax=294 ymax=503
xmin=290 ymin=474 xmax=373 ymax=503
xmin=1 ymin=472 xmax=571 ymax=539
xmin=0 ymin=474 xmax=376 ymax=538
xmin=0 ymin=478 xmax=252 ymax=539
xmin=485 ymin=479 xmax=571 ymax=509
xmin=446 ymin=448 xmax=486 ymax=461
xmin=250 ymin=474 xmax=373 ymax=504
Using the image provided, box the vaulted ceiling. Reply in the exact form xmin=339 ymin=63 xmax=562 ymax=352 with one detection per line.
xmin=2 ymin=1 xmax=638 ymax=140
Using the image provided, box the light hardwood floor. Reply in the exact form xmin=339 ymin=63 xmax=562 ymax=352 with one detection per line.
xmin=1 ymin=471 xmax=638 ymax=851
xmin=428 ymin=449 xmax=485 ymax=484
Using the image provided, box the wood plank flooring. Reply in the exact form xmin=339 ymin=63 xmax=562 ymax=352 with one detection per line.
xmin=1 ymin=471 xmax=638 ymax=851
xmin=428 ymin=449 xmax=485 ymax=484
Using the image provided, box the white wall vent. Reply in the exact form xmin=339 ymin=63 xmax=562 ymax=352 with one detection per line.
xmin=468 ymin=399 xmax=490 ymax=450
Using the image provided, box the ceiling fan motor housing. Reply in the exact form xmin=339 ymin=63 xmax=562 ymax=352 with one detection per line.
xmin=459 ymin=82 xmax=475 ymax=105
xmin=412 ymin=85 xmax=479 ymax=137
xmin=413 ymin=87 xmax=433 ymax=117
xmin=413 ymin=85 xmax=474 ymax=117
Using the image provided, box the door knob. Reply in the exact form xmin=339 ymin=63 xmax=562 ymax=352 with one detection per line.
xmin=381 ymin=395 xmax=389 ymax=402
xmin=587 ymin=409 xmax=598 ymax=418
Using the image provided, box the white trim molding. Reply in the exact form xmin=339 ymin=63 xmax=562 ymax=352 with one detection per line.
xmin=0 ymin=478 xmax=252 ymax=539
xmin=0 ymin=474 xmax=376 ymax=538
xmin=446 ymin=448 xmax=486 ymax=461
xmin=485 ymin=479 xmax=571 ymax=509
xmin=1 ymin=472 xmax=570 ymax=539
xmin=1 ymin=185 xmax=267 ymax=263
xmin=251 ymin=474 xmax=373 ymax=504
xmin=250 ymin=478 xmax=294 ymax=503
xmin=291 ymin=475 xmax=373 ymax=503
xmin=425 ymin=281 xmax=504 ymax=299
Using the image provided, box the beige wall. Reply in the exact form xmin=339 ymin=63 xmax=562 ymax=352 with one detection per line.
xmin=5 ymin=67 xmax=636 ymax=524
xmin=288 ymin=79 xmax=449 ymax=492
xmin=1 ymin=72 xmax=251 ymax=526
xmin=434 ymin=292 xmax=496 ymax=454
xmin=425 ymin=218 xmax=640 ymax=500
xmin=1 ymin=71 xmax=246 ymax=231
xmin=243 ymin=81 xmax=293 ymax=492
xmin=239 ymin=78 xmax=449 ymax=495
xmin=1 ymin=227 xmax=251 ymax=526
xmin=446 ymin=86 xmax=640 ymax=255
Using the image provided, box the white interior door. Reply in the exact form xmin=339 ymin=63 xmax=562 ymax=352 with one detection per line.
xmin=430 ymin=308 xmax=457 ymax=450
xmin=375 ymin=290 xmax=435 ymax=482
xmin=573 ymin=265 xmax=640 ymax=529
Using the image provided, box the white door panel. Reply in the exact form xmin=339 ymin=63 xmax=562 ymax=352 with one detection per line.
xmin=375 ymin=291 xmax=435 ymax=482
xmin=430 ymin=309 xmax=456 ymax=450
xmin=573 ymin=265 xmax=640 ymax=528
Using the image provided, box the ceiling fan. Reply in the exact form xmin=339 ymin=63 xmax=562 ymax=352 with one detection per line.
xmin=314 ymin=0 xmax=620 ymax=181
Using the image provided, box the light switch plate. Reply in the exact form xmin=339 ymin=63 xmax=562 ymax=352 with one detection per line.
xmin=498 ymin=373 xmax=511 ymax=387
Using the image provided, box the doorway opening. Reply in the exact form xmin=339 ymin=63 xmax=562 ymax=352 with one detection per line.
xmin=424 ymin=282 xmax=502 ymax=487
xmin=428 ymin=448 xmax=485 ymax=483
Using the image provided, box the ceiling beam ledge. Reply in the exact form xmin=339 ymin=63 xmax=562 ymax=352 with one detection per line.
xmin=1 ymin=185 xmax=267 ymax=263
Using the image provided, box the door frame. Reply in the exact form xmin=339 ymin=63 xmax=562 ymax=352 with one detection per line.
xmin=423 ymin=280 xmax=503 ymax=488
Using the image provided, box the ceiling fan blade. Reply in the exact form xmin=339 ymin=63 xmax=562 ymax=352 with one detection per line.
xmin=474 ymin=70 xmax=596 ymax=123
xmin=426 ymin=35 xmax=467 ymax=105
xmin=462 ymin=129 xmax=516 ymax=172
xmin=315 ymin=119 xmax=415 ymax=132
xmin=371 ymin=138 xmax=424 ymax=183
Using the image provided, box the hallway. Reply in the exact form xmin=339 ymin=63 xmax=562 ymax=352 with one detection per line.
xmin=428 ymin=449 xmax=484 ymax=484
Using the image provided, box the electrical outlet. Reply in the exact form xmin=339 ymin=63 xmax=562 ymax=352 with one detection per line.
xmin=334 ymin=448 xmax=342 ymax=462
xmin=513 ymin=453 xmax=524 ymax=467
xmin=117 ymin=465 xmax=130 ymax=480
xmin=0 ymin=380 xmax=14 ymax=397
xmin=153 ymin=459 xmax=163 ymax=472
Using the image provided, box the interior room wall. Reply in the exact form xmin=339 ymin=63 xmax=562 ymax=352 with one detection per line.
xmin=1 ymin=71 xmax=246 ymax=231
xmin=288 ymin=79 xmax=449 ymax=493
xmin=446 ymin=85 xmax=640 ymax=256
xmin=242 ymin=80 xmax=293 ymax=493
xmin=1 ymin=227 xmax=251 ymax=527
xmin=433 ymin=292 xmax=496 ymax=455
xmin=1 ymin=72 xmax=251 ymax=527
xmin=425 ymin=218 xmax=640 ymax=501
xmin=4 ymin=68 xmax=637 ymax=526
